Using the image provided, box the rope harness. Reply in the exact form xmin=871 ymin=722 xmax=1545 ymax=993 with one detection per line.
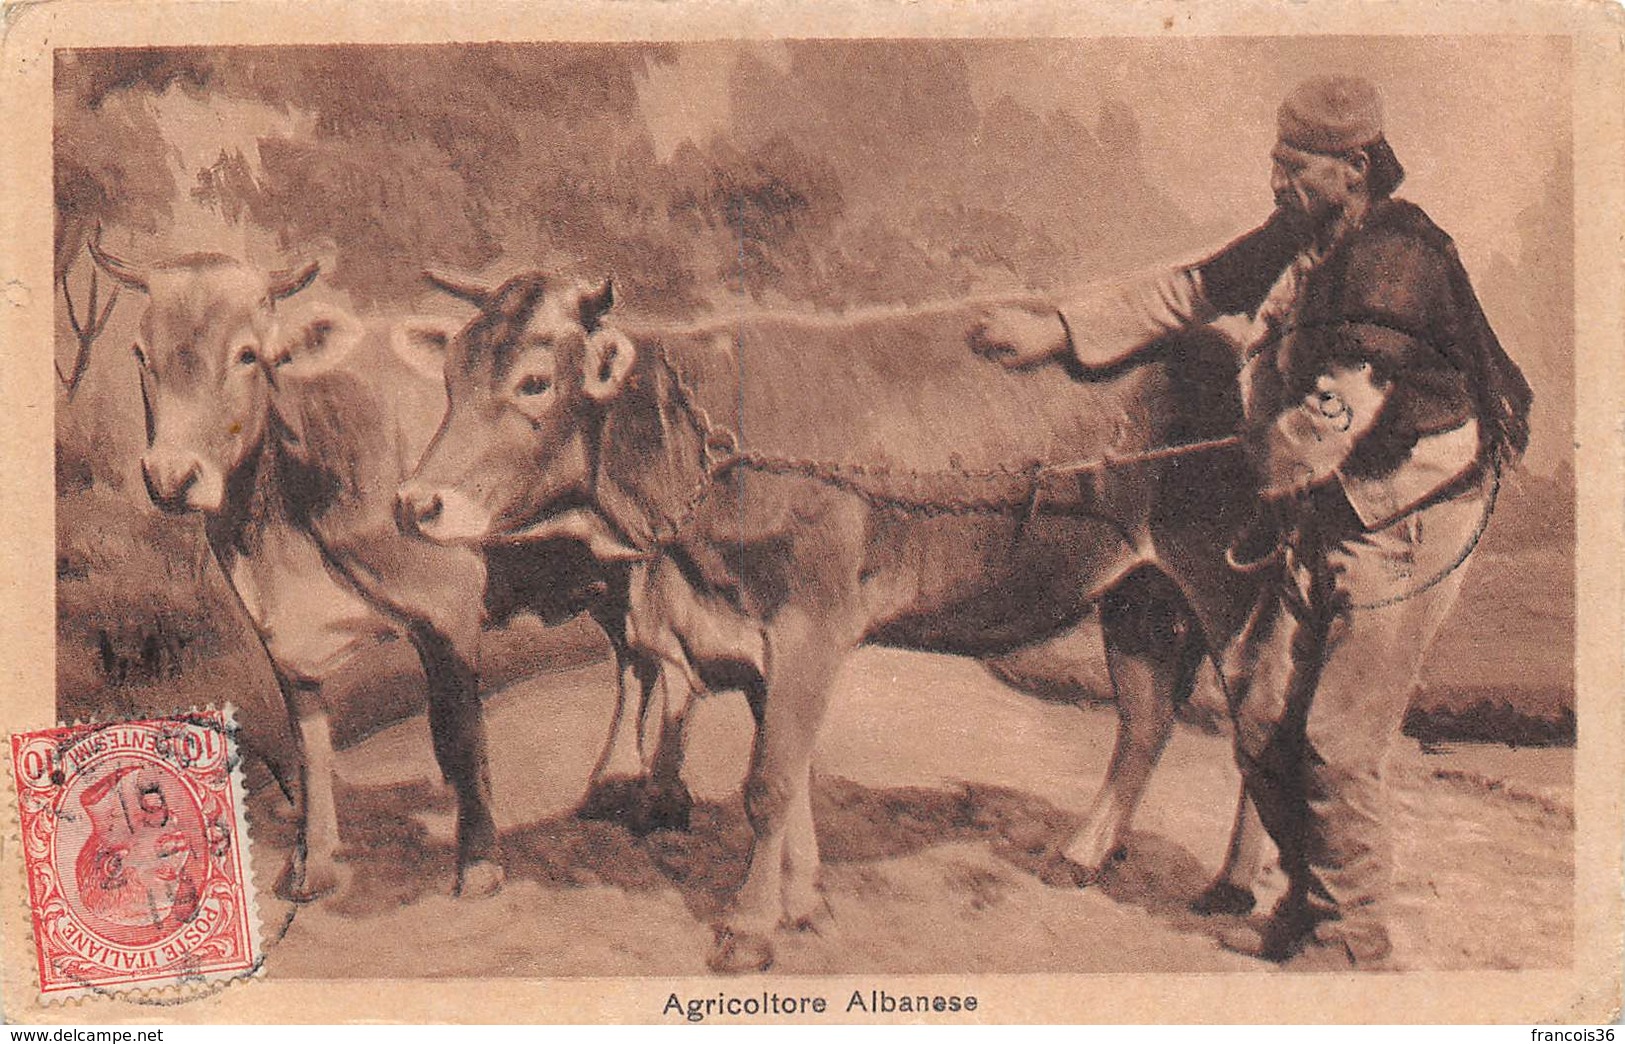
xmin=633 ymin=342 xmax=1246 ymax=549
xmin=600 ymin=337 xmax=1497 ymax=621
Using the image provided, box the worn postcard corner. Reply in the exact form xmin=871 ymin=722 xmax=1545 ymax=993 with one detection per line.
xmin=1 ymin=0 xmax=1622 ymax=1026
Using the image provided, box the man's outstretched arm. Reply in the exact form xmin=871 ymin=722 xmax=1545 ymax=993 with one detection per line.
xmin=969 ymin=207 xmax=1312 ymax=370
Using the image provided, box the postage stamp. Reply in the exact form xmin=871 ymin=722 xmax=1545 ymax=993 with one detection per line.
xmin=1 ymin=0 xmax=1622 ymax=1027
xmin=10 ymin=709 xmax=261 ymax=999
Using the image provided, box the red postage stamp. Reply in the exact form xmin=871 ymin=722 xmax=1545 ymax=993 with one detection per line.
xmin=10 ymin=708 xmax=261 ymax=999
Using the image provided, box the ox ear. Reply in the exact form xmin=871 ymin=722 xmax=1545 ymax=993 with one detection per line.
xmin=268 ymin=261 xmax=320 ymax=301
xmin=582 ymin=327 xmax=636 ymax=403
xmin=390 ymin=317 xmax=459 ymax=383
xmin=578 ymin=279 xmax=615 ymax=332
xmin=270 ymin=305 xmax=365 ymax=379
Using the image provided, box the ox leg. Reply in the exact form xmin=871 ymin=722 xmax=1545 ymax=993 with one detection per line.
xmin=1191 ymin=788 xmax=1266 ymax=916
xmin=1056 ymin=571 xmax=1199 ymax=884
xmin=410 ymin=625 xmax=502 ymax=898
xmin=581 ymin=623 xmax=695 ymax=835
xmin=588 ymin=561 xmax=708 ymax=834
xmin=273 ymin=675 xmax=349 ymax=902
xmin=711 ymin=608 xmax=842 ymax=974
xmin=779 ymin=757 xmax=827 ymax=933
xmin=639 ymin=665 xmax=696 ymax=834
xmin=580 ymin=647 xmax=657 ymax=827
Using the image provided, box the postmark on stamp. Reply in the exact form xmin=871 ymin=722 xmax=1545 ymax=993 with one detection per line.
xmin=10 ymin=708 xmax=261 ymax=999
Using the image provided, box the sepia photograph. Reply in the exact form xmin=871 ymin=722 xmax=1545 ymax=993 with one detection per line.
xmin=2 ymin=0 xmax=1621 ymax=1024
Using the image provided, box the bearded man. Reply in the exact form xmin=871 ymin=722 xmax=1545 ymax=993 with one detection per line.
xmin=970 ymin=75 xmax=1532 ymax=970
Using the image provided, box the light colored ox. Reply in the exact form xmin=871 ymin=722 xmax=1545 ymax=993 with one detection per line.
xmin=397 ymin=274 xmax=1271 ymax=973
xmin=86 ymin=242 xmax=696 ymax=902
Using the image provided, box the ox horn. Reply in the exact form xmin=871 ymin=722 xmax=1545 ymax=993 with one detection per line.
xmin=424 ymin=271 xmax=493 ymax=308
xmin=85 ymin=229 xmax=149 ymax=294
xmin=268 ymin=260 xmax=321 ymax=301
xmin=578 ymin=278 xmax=615 ymax=331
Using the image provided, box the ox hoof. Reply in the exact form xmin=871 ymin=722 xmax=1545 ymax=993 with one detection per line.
xmin=1038 ymin=853 xmax=1102 ymax=890
xmin=1190 ymin=881 xmax=1258 ymax=917
xmin=780 ymin=894 xmax=832 ymax=935
xmin=780 ymin=913 xmax=824 ymax=936
xmin=708 ymin=927 xmax=776 ymax=974
xmin=456 ymin=859 xmax=506 ymax=899
xmin=275 ymin=855 xmax=348 ymax=903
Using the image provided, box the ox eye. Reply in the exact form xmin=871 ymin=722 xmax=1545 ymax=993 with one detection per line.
xmin=235 ymin=346 xmax=259 ymax=366
xmin=515 ymin=374 xmax=551 ymax=397
xmin=131 ymin=344 xmax=149 ymax=370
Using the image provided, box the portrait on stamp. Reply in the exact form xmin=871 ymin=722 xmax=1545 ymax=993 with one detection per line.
xmin=4 ymin=6 xmax=1618 ymax=1024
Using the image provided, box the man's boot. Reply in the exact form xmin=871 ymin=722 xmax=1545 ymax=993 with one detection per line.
xmin=1218 ymin=891 xmax=1320 ymax=962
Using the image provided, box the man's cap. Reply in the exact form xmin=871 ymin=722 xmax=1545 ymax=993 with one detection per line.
xmin=1277 ymin=76 xmax=1385 ymax=156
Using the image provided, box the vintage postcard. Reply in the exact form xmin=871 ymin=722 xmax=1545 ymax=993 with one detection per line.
xmin=1 ymin=0 xmax=1620 ymax=1025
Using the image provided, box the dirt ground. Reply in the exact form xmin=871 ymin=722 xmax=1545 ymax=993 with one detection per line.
xmin=249 ymin=646 xmax=1574 ymax=979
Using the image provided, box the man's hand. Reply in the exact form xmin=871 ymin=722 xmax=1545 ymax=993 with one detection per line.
xmin=1309 ymin=361 xmax=1391 ymax=443
xmin=968 ymin=304 xmax=1070 ymax=368
xmin=1257 ymin=361 xmax=1394 ymax=498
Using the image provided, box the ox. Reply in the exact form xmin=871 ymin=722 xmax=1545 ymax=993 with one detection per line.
xmin=397 ymin=274 xmax=1269 ymax=972
xmin=86 ymin=243 xmax=693 ymax=902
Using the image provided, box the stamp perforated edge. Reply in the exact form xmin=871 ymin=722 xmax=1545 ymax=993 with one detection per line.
xmin=6 ymin=704 xmax=267 ymax=1007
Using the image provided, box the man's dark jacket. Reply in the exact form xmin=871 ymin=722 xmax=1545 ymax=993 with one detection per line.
xmin=1279 ymin=198 xmax=1534 ymax=479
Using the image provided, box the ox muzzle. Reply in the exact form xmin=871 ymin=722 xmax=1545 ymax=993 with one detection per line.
xmin=141 ymin=451 xmax=205 ymax=515
xmin=395 ymin=481 xmax=444 ymax=535
xmin=395 ymin=480 xmax=496 ymax=546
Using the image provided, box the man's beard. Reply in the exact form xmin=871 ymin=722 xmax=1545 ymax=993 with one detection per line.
xmin=1274 ymin=195 xmax=1326 ymax=233
xmin=1276 ymin=192 xmax=1354 ymax=248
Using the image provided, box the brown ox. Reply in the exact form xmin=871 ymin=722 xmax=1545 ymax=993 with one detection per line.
xmin=86 ymin=243 xmax=694 ymax=903
xmin=398 ymin=274 xmax=1268 ymax=972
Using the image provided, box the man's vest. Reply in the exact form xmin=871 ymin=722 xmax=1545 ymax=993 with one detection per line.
xmin=1246 ymin=199 xmax=1533 ymax=525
